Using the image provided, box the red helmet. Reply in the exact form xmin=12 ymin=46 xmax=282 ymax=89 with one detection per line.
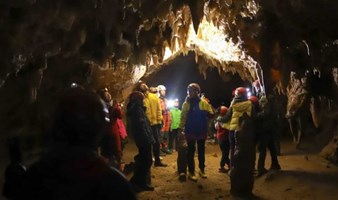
xmin=248 ymin=96 xmax=259 ymax=104
xmin=235 ymin=87 xmax=247 ymax=96
xmin=219 ymin=106 xmax=228 ymax=115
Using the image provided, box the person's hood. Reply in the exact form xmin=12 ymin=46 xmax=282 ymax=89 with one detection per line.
xmin=233 ymin=95 xmax=248 ymax=103
xmin=233 ymin=100 xmax=251 ymax=112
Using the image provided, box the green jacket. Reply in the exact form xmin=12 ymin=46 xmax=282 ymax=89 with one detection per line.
xmin=170 ymin=107 xmax=182 ymax=130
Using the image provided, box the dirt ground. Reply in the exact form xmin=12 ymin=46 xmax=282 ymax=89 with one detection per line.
xmin=0 ymin=136 xmax=337 ymax=200
xmin=122 ymin=138 xmax=338 ymax=200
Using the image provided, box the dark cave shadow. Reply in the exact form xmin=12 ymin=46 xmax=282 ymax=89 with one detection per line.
xmin=276 ymin=170 xmax=338 ymax=185
xmin=279 ymin=137 xmax=324 ymax=156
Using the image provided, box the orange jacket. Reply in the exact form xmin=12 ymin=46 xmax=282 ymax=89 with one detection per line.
xmin=159 ymin=97 xmax=172 ymax=132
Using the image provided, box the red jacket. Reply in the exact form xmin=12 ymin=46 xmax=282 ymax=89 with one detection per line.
xmin=215 ymin=122 xmax=229 ymax=142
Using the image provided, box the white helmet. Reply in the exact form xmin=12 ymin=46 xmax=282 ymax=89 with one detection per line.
xmin=157 ymin=85 xmax=166 ymax=91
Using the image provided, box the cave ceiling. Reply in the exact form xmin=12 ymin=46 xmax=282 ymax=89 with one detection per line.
xmin=0 ymin=0 xmax=338 ymax=97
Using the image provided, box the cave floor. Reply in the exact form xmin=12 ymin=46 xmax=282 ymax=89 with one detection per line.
xmin=1 ymin=137 xmax=337 ymax=200
xmin=122 ymin=137 xmax=338 ymax=200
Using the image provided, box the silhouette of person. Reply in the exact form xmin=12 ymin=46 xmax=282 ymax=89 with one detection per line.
xmin=20 ymin=85 xmax=136 ymax=200
xmin=127 ymin=91 xmax=155 ymax=192
xmin=135 ymin=81 xmax=167 ymax=167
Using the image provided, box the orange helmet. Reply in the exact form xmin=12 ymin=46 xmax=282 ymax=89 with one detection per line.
xmin=219 ymin=106 xmax=228 ymax=115
xmin=235 ymin=87 xmax=247 ymax=96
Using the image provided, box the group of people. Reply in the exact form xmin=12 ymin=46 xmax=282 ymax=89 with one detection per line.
xmin=214 ymin=87 xmax=281 ymax=178
xmin=3 ymin=81 xmax=282 ymax=199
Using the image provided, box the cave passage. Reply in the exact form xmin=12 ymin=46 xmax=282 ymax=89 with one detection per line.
xmin=146 ymin=52 xmax=250 ymax=108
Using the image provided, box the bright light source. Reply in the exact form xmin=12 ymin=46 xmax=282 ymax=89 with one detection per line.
xmin=246 ymin=88 xmax=250 ymax=92
xmin=247 ymin=92 xmax=252 ymax=97
xmin=167 ymin=99 xmax=175 ymax=108
xmin=71 ymin=82 xmax=78 ymax=88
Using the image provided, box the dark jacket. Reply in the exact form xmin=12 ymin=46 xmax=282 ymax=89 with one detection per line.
xmin=127 ymin=100 xmax=155 ymax=147
xmin=255 ymin=97 xmax=276 ymax=134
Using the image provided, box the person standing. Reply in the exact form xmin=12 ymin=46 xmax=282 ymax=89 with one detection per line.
xmin=215 ymin=106 xmax=230 ymax=173
xmin=255 ymin=95 xmax=281 ymax=177
xmin=218 ymin=87 xmax=255 ymax=169
xmin=178 ymin=83 xmax=214 ymax=181
xmin=157 ymin=85 xmax=172 ymax=154
xmin=136 ymin=81 xmax=167 ymax=167
xmin=219 ymin=87 xmax=255 ymax=197
xmin=127 ymin=91 xmax=155 ymax=192
xmin=169 ymin=99 xmax=181 ymax=152
xmin=98 ymin=88 xmax=122 ymax=171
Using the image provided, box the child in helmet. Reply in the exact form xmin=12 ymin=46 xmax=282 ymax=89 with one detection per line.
xmin=215 ymin=106 xmax=230 ymax=173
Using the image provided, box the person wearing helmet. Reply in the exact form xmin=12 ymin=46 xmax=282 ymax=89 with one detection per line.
xmin=98 ymin=88 xmax=122 ymax=171
xmin=157 ymin=85 xmax=172 ymax=155
xmin=127 ymin=91 xmax=156 ymax=192
xmin=169 ymin=99 xmax=181 ymax=152
xmin=218 ymin=86 xmax=255 ymax=169
xmin=20 ymin=86 xmax=136 ymax=199
xmin=135 ymin=81 xmax=167 ymax=167
xmin=218 ymin=87 xmax=256 ymax=196
xmin=98 ymin=87 xmax=113 ymax=107
xmin=178 ymin=83 xmax=214 ymax=181
xmin=214 ymin=106 xmax=231 ymax=173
